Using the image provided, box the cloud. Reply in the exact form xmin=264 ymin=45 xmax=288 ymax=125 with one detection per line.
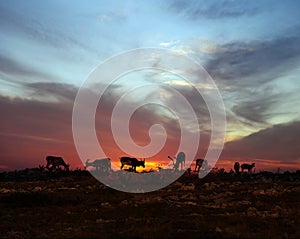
xmin=25 ymin=82 xmax=77 ymax=102
xmin=205 ymin=36 xmax=300 ymax=85
xmin=0 ymin=81 xmax=212 ymax=170
xmin=197 ymin=35 xmax=300 ymax=131
xmin=0 ymin=94 xmax=79 ymax=170
xmin=1 ymin=80 xmax=298 ymax=171
xmin=231 ymin=86 xmax=285 ymax=125
xmin=222 ymin=121 xmax=300 ymax=166
xmin=0 ymin=54 xmax=55 ymax=82
xmin=168 ymin=0 xmax=259 ymax=20
xmin=0 ymin=4 xmax=100 ymax=59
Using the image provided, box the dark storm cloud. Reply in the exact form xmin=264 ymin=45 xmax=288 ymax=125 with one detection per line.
xmin=168 ymin=0 xmax=259 ymax=20
xmin=205 ymin=36 xmax=300 ymax=85
xmin=222 ymin=121 xmax=300 ymax=163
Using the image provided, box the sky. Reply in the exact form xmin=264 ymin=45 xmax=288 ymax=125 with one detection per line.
xmin=0 ymin=0 xmax=300 ymax=172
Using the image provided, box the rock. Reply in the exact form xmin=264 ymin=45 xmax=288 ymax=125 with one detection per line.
xmin=183 ymin=201 xmax=197 ymax=206
xmin=0 ymin=188 xmax=11 ymax=193
xmin=58 ymin=187 xmax=77 ymax=191
xmin=225 ymin=191 xmax=234 ymax=196
xmin=273 ymin=205 xmax=282 ymax=212
xmin=96 ymin=218 xmax=113 ymax=223
xmin=96 ymin=218 xmax=103 ymax=223
xmin=181 ymin=183 xmax=195 ymax=191
xmin=266 ymin=189 xmax=278 ymax=196
xmin=168 ymin=195 xmax=180 ymax=201
xmin=268 ymin=212 xmax=279 ymax=218
xmin=253 ymin=189 xmax=265 ymax=196
xmin=210 ymin=182 xmax=218 ymax=189
xmin=240 ymin=200 xmax=252 ymax=205
xmin=120 ymin=200 xmax=128 ymax=206
xmin=203 ymin=183 xmax=210 ymax=189
xmin=247 ymin=207 xmax=258 ymax=216
xmin=33 ymin=186 xmax=42 ymax=192
xmin=271 ymin=205 xmax=282 ymax=217
xmin=101 ymin=202 xmax=112 ymax=208
xmin=174 ymin=181 xmax=183 ymax=187
xmin=152 ymin=196 xmax=164 ymax=202
xmin=181 ymin=193 xmax=197 ymax=201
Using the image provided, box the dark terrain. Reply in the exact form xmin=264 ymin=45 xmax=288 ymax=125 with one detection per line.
xmin=0 ymin=170 xmax=299 ymax=239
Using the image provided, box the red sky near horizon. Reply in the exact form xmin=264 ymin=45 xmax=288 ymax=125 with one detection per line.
xmin=1 ymin=84 xmax=299 ymax=173
xmin=1 ymin=2 xmax=300 ymax=173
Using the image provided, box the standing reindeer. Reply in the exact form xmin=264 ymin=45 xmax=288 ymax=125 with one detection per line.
xmin=241 ymin=163 xmax=255 ymax=173
xmin=120 ymin=157 xmax=145 ymax=172
xmin=168 ymin=152 xmax=186 ymax=170
xmin=45 ymin=156 xmax=69 ymax=172
xmin=234 ymin=162 xmax=240 ymax=174
xmin=194 ymin=158 xmax=208 ymax=172
xmin=85 ymin=158 xmax=111 ymax=172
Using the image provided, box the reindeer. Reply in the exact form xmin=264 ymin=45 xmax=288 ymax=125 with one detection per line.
xmin=85 ymin=158 xmax=111 ymax=172
xmin=194 ymin=158 xmax=208 ymax=172
xmin=168 ymin=152 xmax=186 ymax=170
xmin=234 ymin=162 xmax=240 ymax=174
xmin=120 ymin=157 xmax=145 ymax=172
xmin=45 ymin=156 xmax=69 ymax=172
xmin=241 ymin=163 xmax=255 ymax=173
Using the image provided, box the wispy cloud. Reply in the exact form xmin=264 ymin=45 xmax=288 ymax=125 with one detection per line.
xmin=0 ymin=54 xmax=55 ymax=82
xmin=168 ymin=0 xmax=260 ymax=20
xmin=205 ymin=36 xmax=300 ymax=84
xmin=24 ymin=82 xmax=77 ymax=102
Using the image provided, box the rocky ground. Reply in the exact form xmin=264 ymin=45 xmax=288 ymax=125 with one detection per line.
xmin=0 ymin=170 xmax=299 ymax=239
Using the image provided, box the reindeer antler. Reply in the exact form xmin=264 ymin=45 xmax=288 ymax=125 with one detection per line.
xmin=168 ymin=156 xmax=174 ymax=161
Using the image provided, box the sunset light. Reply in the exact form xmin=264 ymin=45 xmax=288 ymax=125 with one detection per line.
xmin=1 ymin=2 xmax=300 ymax=239
xmin=0 ymin=1 xmax=299 ymax=174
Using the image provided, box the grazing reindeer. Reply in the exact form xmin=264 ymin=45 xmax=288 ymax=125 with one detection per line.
xmin=120 ymin=157 xmax=145 ymax=172
xmin=234 ymin=162 xmax=240 ymax=174
xmin=194 ymin=158 xmax=208 ymax=172
xmin=85 ymin=158 xmax=111 ymax=172
xmin=46 ymin=156 xmax=69 ymax=172
xmin=168 ymin=152 xmax=186 ymax=170
xmin=241 ymin=163 xmax=255 ymax=173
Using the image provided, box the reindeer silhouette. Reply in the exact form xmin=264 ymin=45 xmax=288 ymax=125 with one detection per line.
xmin=241 ymin=163 xmax=255 ymax=173
xmin=234 ymin=162 xmax=240 ymax=174
xmin=168 ymin=152 xmax=186 ymax=170
xmin=45 ymin=156 xmax=69 ymax=172
xmin=120 ymin=157 xmax=145 ymax=172
xmin=85 ymin=158 xmax=111 ymax=172
xmin=194 ymin=158 xmax=208 ymax=172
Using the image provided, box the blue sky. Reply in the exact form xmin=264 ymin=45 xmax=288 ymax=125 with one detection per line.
xmin=0 ymin=0 xmax=300 ymax=171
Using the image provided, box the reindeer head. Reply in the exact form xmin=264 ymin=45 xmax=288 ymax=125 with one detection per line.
xmin=141 ymin=158 xmax=145 ymax=168
xmin=85 ymin=159 xmax=91 ymax=168
xmin=168 ymin=156 xmax=175 ymax=165
xmin=65 ymin=164 xmax=70 ymax=171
